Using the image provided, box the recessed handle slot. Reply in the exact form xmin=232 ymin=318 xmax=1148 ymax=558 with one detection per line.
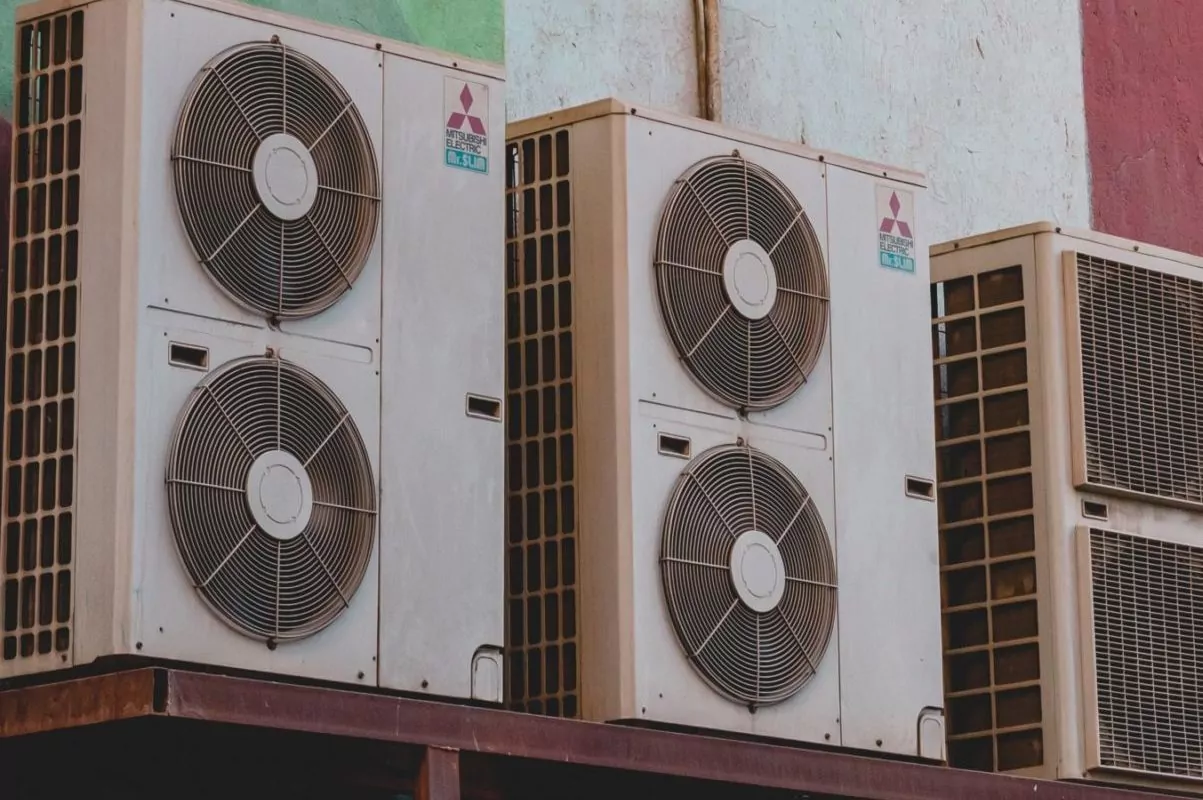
xmin=905 ymin=476 xmax=935 ymax=501
xmin=169 ymin=342 xmax=209 ymax=371
xmin=1082 ymin=499 xmax=1109 ymax=521
xmin=466 ymin=393 xmax=502 ymax=422
xmin=658 ymin=433 xmax=692 ymax=459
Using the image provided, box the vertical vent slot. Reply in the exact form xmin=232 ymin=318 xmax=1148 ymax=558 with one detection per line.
xmin=931 ymin=264 xmax=1044 ymax=772
xmin=1087 ymin=528 xmax=1203 ymax=778
xmin=3 ymin=9 xmax=85 ymax=666
xmin=504 ymin=128 xmax=579 ymax=719
xmin=1075 ymin=252 xmax=1203 ymax=507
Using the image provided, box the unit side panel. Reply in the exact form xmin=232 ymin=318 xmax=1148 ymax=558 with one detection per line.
xmin=377 ymin=56 xmax=505 ymax=700
xmin=502 ymin=122 xmax=587 ymax=717
xmin=930 ymin=236 xmax=1053 ymax=776
xmin=826 ymin=168 xmax=942 ymax=757
xmin=1 ymin=3 xmax=92 ymax=676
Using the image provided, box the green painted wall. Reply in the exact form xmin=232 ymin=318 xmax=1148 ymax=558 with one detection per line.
xmin=0 ymin=0 xmax=504 ymax=113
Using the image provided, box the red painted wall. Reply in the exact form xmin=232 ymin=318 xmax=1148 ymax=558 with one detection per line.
xmin=1082 ymin=0 xmax=1203 ymax=256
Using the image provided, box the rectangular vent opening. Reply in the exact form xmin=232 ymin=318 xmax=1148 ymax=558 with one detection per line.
xmin=1076 ymin=252 xmax=1203 ymax=507
xmin=905 ymin=476 xmax=935 ymax=500
xmin=2 ymin=8 xmax=85 ymax=666
xmin=931 ymin=264 xmax=1044 ymax=772
xmin=466 ymin=393 xmax=502 ymax=422
xmin=657 ymin=432 xmax=691 ymax=459
xmin=1087 ymin=528 xmax=1203 ymax=778
xmin=1081 ymin=500 xmax=1108 ymax=521
xmin=168 ymin=342 xmax=208 ymax=371
xmin=504 ymin=128 xmax=579 ymax=719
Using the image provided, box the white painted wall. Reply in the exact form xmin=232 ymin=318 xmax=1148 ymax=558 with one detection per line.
xmin=505 ymin=0 xmax=1090 ymax=243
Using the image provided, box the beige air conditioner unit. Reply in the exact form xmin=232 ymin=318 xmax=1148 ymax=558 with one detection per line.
xmin=504 ymin=98 xmax=945 ymax=761
xmin=932 ymin=222 xmax=1203 ymax=792
xmin=1 ymin=0 xmax=505 ymax=702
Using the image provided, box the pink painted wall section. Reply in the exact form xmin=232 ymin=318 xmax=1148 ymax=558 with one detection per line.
xmin=1082 ymin=0 xmax=1203 ymax=256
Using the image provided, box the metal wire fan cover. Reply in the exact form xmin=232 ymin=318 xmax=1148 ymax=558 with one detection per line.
xmin=172 ymin=41 xmax=380 ymax=319
xmin=166 ymin=356 xmax=377 ymax=641
xmin=655 ymin=155 xmax=828 ymax=411
xmin=660 ymin=444 xmax=836 ymax=705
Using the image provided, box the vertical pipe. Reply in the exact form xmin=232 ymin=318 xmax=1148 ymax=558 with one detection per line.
xmin=693 ymin=0 xmax=721 ymax=121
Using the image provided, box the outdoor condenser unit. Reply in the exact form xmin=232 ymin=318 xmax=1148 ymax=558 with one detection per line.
xmin=1 ymin=0 xmax=505 ymax=702
xmin=504 ymin=98 xmax=945 ymax=759
xmin=932 ymin=222 xmax=1203 ymax=792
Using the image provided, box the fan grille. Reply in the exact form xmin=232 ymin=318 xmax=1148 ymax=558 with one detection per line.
xmin=660 ymin=444 xmax=836 ymax=705
xmin=166 ymin=356 xmax=376 ymax=641
xmin=172 ymin=41 xmax=379 ymax=319
xmin=655 ymin=155 xmax=828 ymax=411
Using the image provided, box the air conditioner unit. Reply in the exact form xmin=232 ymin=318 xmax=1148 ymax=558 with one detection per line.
xmin=504 ymin=98 xmax=944 ymax=759
xmin=932 ymin=222 xmax=1203 ymax=791
xmin=1 ymin=0 xmax=505 ymax=702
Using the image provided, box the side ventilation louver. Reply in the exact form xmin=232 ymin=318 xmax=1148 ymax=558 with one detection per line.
xmin=1073 ymin=252 xmax=1203 ymax=507
xmin=504 ymin=128 xmax=581 ymax=717
xmin=2 ymin=9 xmax=85 ymax=665
xmin=931 ymin=265 xmax=1044 ymax=772
xmin=1084 ymin=528 xmax=1203 ymax=779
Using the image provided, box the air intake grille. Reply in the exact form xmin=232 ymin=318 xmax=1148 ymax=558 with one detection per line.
xmin=1087 ymin=528 xmax=1203 ymax=779
xmin=931 ymin=264 xmax=1044 ymax=772
xmin=2 ymin=10 xmax=84 ymax=667
xmin=1075 ymin=253 xmax=1203 ymax=506
xmin=504 ymin=129 xmax=580 ymax=718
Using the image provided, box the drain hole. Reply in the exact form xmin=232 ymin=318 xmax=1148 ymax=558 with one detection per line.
xmin=657 ymin=433 xmax=691 ymax=459
xmin=466 ymin=394 xmax=502 ymax=421
xmin=169 ymin=342 xmax=209 ymax=371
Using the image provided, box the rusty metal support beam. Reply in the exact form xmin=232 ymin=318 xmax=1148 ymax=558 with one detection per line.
xmin=417 ymin=747 xmax=461 ymax=800
xmin=0 ymin=668 xmax=1185 ymax=800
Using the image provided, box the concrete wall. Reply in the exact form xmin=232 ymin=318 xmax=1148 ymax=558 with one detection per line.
xmin=506 ymin=0 xmax=1092 ymax=245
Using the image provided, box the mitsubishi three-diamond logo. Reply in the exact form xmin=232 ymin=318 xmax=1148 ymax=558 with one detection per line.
xmin=876 ymin=185 xmax=916 ymax=274
xmin=444 ymin=78 xmax=489 ymax=174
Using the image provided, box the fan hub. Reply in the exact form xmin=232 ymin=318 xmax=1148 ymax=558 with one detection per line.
xmin=246 ymin=450 xmax=314 ymax=541
xmin=722 ymin=240 xmax=778 ymax=321
xmin=252 ymin=133 xmax=319 ymax=222
xmin=729 ymin=530 xmax=786 ymax=613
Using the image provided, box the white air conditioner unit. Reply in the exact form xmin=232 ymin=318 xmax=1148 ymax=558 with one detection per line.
xmin=932 ymin=222 xmax=1203 ymax=791
xmin=503 ymin=99 xmax=944 ymax=759
xmin=1 ymin=0 xmax=504 ymax=703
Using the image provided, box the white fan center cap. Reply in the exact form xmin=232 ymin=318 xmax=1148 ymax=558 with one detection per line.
xmin=252 ymin=133 xmax=319 ymax=222
xmin=722 ymin=239 xmax=778 ymax=321
xmin=246 ymin=450 xmax=314 ymax=541
xmin=729 ymin=530 xmax=786 ymax=613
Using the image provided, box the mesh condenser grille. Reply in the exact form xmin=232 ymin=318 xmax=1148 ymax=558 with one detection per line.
xmin=504 ymin=128 xmax=580 ymax=718
xmin=1074 ymin=253 xmax=1203 ymax=507
xmin=931 ymin=264 xmax=1044 ymax=772
xmin=2 ymin=10 xmax=84 ymax=666
xmin=1086 ymin=528 xmax=1203 ymax=779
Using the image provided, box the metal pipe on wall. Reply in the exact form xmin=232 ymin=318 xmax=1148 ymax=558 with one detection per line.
xmin=693 ymin=0 xmax=721 ymax=121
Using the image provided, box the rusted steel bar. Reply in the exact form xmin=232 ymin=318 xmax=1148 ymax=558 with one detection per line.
xmin=0 ymin=668 xmax=156 ymax=736
xmin=417 ymin=747 xmax=461 ymax=800
xmin=160 ymin=669 xmax=1178 ymax=800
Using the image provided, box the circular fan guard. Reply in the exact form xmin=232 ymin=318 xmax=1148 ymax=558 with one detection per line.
xmin=172 ymin=41 xmax=380 ymax=319
xmin=655 ymin=154 xmax=828 ymax=412
xmin=166 ymin=356 xmax=377 ymax=641
xmin=660 ymin=444 xmax=836 ymax=706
